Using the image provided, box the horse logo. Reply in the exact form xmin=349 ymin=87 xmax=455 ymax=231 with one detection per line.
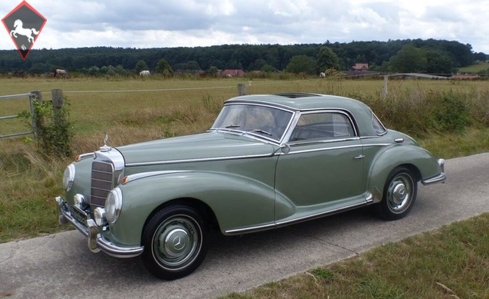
xmin=2 ymin=1 xmax=47 ymax=60
xmin=10 ymin=19 xmax=39 ymax=43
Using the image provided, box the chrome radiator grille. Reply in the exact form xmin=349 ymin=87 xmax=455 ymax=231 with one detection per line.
xmin=90 ymin=161 xmax=114 ymax=209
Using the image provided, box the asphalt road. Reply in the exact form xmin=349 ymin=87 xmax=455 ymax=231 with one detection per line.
xmin=1 ymin=153 xmax=488 ymax=299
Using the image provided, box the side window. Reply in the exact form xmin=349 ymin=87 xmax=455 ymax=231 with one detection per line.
xmin=372 ymin=113 xmax=387 ymax=135
xmin=289 ymin=112 xmax=355 ymax=142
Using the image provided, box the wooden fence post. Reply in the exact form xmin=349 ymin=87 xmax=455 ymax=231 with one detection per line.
xmin=51 ymin=89 xmax=65 ymax=133
xmin=238 ymin=84 xmax=247 ymax=96
xmin=30 ymin=90 xmax=43 ymax=139
xmin=52 ymin=89 xmax=64 ymax=109
xmin=381 ymin=75 xmax=388 ymax=100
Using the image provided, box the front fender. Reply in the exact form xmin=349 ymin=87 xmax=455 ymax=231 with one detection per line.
xmin=108 ymin=171 xmax=276 ymax=246
xmin=367 ymin=144 xmax=442 ymax=202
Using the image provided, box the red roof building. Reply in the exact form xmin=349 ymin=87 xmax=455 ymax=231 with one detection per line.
xmin=351 ymin=63 xmax=369 ymax=71
xmin=221 ymin=69 xmax=246 ymax=77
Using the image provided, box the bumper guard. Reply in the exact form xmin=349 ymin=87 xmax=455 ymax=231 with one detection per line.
xmin=55 ymin=196 xmax=143 ymax=258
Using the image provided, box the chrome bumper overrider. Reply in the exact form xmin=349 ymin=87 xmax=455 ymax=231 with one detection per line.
xmin=422 ymin=159 xmax=447 ymax=185
xmin=55 ymin=196 xmax=143 ymax=258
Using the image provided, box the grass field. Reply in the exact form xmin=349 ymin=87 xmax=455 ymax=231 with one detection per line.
xmin=458 ymin=62 xmax=489 ymax=73
xmin=2 ymin=76 xmax=487 ymax=144
xmin=1 ymin=76 xmax=489 ymax=298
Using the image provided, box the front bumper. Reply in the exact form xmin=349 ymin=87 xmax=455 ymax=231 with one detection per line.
xmin=55 ymin=196 xmax=143 ymax=258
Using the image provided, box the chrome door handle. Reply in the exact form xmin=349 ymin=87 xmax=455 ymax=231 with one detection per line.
xmin=353 ymin=155 xmax=365 ymax=159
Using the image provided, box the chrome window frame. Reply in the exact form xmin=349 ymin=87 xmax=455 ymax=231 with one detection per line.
xmin=210 ymin=102 xmax=296 ymax=145
xmin=283 ymin=109 xmax=359 ymax=146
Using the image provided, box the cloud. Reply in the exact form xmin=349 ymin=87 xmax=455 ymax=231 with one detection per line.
xmin=0 ymin=0 xmax=487 ymax=53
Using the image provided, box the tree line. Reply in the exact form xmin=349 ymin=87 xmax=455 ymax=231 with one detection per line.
xmin=0 ymin=38 xmax=486 ymax=76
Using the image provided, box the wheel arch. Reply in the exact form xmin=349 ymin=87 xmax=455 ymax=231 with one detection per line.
xmin=108 ymin=171 xmax=276 ymax=246
xmin=141 ymin=197 xmax=220 ymax=245
xmin=367 ymin=145 xmax=431 ymax=203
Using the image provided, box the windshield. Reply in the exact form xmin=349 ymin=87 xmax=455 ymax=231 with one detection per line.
xmin=211 ymin=104 xmax=293 ymax=141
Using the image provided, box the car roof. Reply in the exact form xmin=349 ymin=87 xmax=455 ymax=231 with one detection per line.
xmin=225 ymin=93 xmax=380 ymax=137
xmin=225 ymin=93 xmax=371 ymax=112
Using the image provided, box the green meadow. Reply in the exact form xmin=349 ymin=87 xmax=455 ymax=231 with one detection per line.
xmin=1 ymin=76 xmax=488 ymax=298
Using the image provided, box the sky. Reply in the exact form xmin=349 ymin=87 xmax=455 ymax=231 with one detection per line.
xmin=1 ymin=0 xmax=488 ymax=54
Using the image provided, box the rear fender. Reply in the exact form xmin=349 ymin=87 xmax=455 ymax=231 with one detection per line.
xmin=367 ymin=145 xmax=442 ymax=202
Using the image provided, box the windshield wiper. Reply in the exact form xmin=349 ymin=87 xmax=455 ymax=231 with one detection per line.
xmin=225 ymin=125 xmax=240 ymax=129
xmin=251 ymin=129 xmax=272 ymax=136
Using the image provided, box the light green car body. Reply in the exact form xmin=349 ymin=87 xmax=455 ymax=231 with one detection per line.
xmin=57 ymin=93 xmax=445 ymax=260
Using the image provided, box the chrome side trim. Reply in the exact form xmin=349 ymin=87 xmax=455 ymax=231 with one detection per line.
xmin=365 ymin=192 xmax=374 ymax=203
xmin=286 ymin=144 xmax=363 ymax=155
xmin=225 ymin=223 xmax=276 ymax=235
xmin=122 ymin=170 xmax=194 ymax=184
xmin=361 ymin=143 xmax=391 ymax=147
xmin=281 ymin=141 xmax=389 ymax=155
xmin=125 ymin=153 xmax=273 ymax=167
xmin=275 ymin=201 xmax=368 ymax=226
xmin=225 ymin=201 xmax=369 ymax=235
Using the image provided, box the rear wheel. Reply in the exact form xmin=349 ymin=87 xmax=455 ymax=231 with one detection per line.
xmin=375 ymin=167 xmax=418 ymax=221
xmin=142 ymin=205 xmax=208 ymax=280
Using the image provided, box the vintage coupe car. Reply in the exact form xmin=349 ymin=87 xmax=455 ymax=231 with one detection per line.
xmin=56 ymin=93 xmax=446 ymax=280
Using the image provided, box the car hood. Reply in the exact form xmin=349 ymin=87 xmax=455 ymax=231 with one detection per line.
xmin=116 ymin=131 xmax=277 ymax=165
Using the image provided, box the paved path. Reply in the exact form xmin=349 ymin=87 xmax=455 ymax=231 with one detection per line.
xmin=1 ymin=153 xmax=488 ymax=299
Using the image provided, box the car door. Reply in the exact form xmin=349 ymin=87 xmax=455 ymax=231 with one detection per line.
xmin=275 ymin=110 xmax=365 ymax=209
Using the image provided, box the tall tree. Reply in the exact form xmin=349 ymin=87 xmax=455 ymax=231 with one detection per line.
xmin=186 ymin=61 xmax=201 ymax=71
xmin=388 ymin=44 xmax=427 ymax=73
xmin=286 ymin=55 xmax=316 ymax=75
xmin=425 ymin=50 xmax=453 ymax=74
xmin=317 ymin=46 xmax=340 ymax=72
xmin=155 ymin=58 xmax=174 ymax=75
xmin=135 ymin=60 xmax=148 ymax=73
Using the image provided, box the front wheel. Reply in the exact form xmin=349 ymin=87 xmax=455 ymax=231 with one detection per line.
xmin=375 ymin=167 xmax=418 ymax=221
xmin=142 ymin=205 xmax=208 ymax=280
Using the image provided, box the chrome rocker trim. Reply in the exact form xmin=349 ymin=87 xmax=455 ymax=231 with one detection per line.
xmin=56 ymin=196 xmax=143 ymax=258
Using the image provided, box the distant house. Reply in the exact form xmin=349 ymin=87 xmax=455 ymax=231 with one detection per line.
xmin=221 ymin=69 xmax=246 ymax=77
xmin=351 ymin=63 xmax=369 ymax=71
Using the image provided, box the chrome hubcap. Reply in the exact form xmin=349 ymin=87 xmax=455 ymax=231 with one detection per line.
xmin=392 ymin=184 xmax=407 ymax=205
xmin=159 ymin=227 xmax=190 ymax=258
xmin=152 ymin=216 xmax=201 ymax=269
xmin=387 ymin=173 xmax=413 ymax=213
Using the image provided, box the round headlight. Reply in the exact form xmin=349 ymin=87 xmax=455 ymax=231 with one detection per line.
xmin=105 ymin=188 xmax=122 ymax=224
xmin=94 ymin=207 xmax=107 ymax=226
xmin=63 ymin=164 xmax=75 ymax=191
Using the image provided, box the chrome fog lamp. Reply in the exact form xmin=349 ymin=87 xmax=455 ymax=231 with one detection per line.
xmin=63 ymin=164 xmax=75 ymax=191
xmin=105 ymin=188 xmax=122 ymax=224
xmin=94 ymin=207 xmax=107 ymax=226
xmin=73 ymin=194 xmax=86 ymax=209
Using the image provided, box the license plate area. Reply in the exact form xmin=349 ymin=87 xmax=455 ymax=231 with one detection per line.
xmin=71 ymin=207 xmax=88 ymax=225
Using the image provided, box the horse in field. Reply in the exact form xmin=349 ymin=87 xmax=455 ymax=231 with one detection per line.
xmin=54 ymin=69 xmax=69 ymax=78
xmin=10 ymin=19 xmax=39 ymax=43
xmin=139 ymin=70 xmax=150 ymax=77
